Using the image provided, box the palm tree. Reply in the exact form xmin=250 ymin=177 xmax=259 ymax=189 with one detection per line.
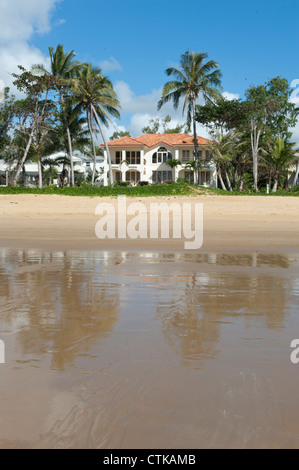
xmin=41 ymin=157 xmax=60 ymax=185
xmin=71 ymin=63 xmax=121 ymax=185
xmin=207 ymin=130 xmax=245 ymax=191
xmin=262 ymin=137 xmax=296 ymax=192
xmin=157 ymin=50 xmax=222 ymax=184
xmin=166 ymin=158 xmax=181 ymax=182
xmin=185 ymin=159 xmax=202 ymax=185
xmin=32 ymin=44 xmax=84 ymax=186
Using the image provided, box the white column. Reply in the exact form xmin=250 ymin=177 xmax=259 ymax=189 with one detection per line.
xmin=103 ymin=150 xmax=108 ymax=186
xmin=140 ymin=147 xmax=144 ymax=182
xmin=175 ymin=147 xmax=180 ymax=182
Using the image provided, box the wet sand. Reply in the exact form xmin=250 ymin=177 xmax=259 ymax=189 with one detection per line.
xmin=0 ymin=194 xmax=299 ymax=449
xmin=0 ymin=249 xmax=299 ymax=448
xmin=0 ymin=193 xmax=298 ymax=252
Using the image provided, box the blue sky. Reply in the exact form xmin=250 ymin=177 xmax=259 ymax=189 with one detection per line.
xmin=1 ymin=0 xmax=299 ymax=140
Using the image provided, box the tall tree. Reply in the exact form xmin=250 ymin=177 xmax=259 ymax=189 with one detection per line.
xmin=157 ymin=50 xmax=222 ymax=184
xmin=71 ymin=63 xmax=121 ymax=185
xmin=32 ymin=44 xmax=83 ymax=186
xmin=245 ymin=76 xmax=296 ymax=191
xmin=141 ymin=115 xmax=186 ymax=134
xmin=206 ymin=130 xmax=245 ymax=191
xmin=110 ymin=130 xmax=131 ymax=140
xmin=262 ymin=137 xmax=296 ymax=192
xmin=10 ymin=67 xmax=56 ymax=186
xmin=195 ymin=97 xmax=248 ymax=135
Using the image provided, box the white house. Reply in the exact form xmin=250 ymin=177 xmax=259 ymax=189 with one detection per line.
xmin=0 ymin=150 xmax=104 ymax=185
xmin=101 ymin=133 xmax=217 ymax=187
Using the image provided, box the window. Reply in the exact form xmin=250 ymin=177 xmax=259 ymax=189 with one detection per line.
xmin=125 ymin=151 xmax=140 ymax=165
xmin=199 ymin=171 xmax=211 ymax=185
xmin=184 ymin=171 xmax=194 ymax=184
xmin=126 ymin=171 xmax=140 ymax=183
xmin=114 ymin=171 xmax=121 ymax=182
xmin=115 ymin=151 xmax=121 ymax=164
xmin=152 ymin=170 xmax=173 ymax=183
xmin=86 ymin=162 xmax=91 ymax=167
xmin=152 ymin=147 xmax=172 ymax=164
xmin=182 ymin=150 xmax=190 ymax=163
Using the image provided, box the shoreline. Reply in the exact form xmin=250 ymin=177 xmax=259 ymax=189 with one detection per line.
xmin=0 ymin=193 xmax=298 ymax=253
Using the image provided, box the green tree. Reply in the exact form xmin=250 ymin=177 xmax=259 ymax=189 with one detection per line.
xmin=184 ymin=159 xmax=202 ymax=185
xmin=32 ymin=44 xmax=84 ymax=186
xmin=195 ymin=97 xmax=248 ymax=135
xmin=110 ymin=130 xmax=131 ymax=140
xmin=262 ymin=137 xmax=296 ymax=192
xmin=157 ymin=50 xmax=222 ymax=183
xmin=142 ymin=115 xmax=187 ymax=134
xmin=206 ymin=130 xmax=245 ymax=191
xmin=0 ymin=87 xmax=15 ymax=159
xmin=71 ymin=63 xmax=121 ymax=185
xmin=10 ymin=66 xmax=57 ymax=186
xmin=245 ymin=76 xmax=296 ymax=191
xmin=166 ymin=158 xmax=182 ymax=182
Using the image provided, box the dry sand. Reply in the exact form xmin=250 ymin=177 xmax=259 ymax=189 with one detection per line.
xmin=0 ymin=193 xmax=298 ymax=253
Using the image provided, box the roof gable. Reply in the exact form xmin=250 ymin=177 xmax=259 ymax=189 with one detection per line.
xmin=103 ymin=133 xmax=213 ymax=148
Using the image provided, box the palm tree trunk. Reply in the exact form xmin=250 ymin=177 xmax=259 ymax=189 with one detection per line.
xmin=11 ymin=121 xmax=37 ymax=186
xmin=59 ymin=92 xmax=74 ymax=187
xmin=38 ymin=155 xmax=42 ymax=189
xmin=87 ymin=107 xmax=97 ymax=185
xmin=250 ymin=118 xmax=261 ymax=192
xmin=91 ymin=103 xmax=114 ymax=185
xmin=192 ymin=98 xmax=199 ymax=185
xmin=233 ymin=165 xmax=239 ymax=189
xmin=66 ymin=126 xmax=74 ymax=186
xmin=217 ymin=168 xmax=227 ymax=190
xmin=272 ymin=173 xmax=278 ymax=192
xmin=239 ymin=170 xmax=244 ymax=191
xmin=225 ymin=169 xmax=232 ymax=192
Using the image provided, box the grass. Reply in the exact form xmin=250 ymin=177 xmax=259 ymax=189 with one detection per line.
xmin=200 ymin=186 xmax=299 ymax=196
xmin=0 ymin=183 xmax=298 ymax=197
xmin=0 ymin=183 xmax=197 ymax=197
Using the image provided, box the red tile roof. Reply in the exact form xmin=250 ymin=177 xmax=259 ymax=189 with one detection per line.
xmin=103 ymin=133 xmax=212 ymax=148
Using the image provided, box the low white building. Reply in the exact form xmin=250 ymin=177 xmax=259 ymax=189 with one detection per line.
xmin=0 ymin=151 xmax=104 ymax=185
xmin=101 ymin=133 xmax=217 ymax=187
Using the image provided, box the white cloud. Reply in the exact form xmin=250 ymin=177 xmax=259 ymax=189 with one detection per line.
xmin=0 ymin=0 xmax=61 ymax=41
xmin=114 ymin=81 xmax=214 ymax=138
xmin=290 ymin=79 xmax=299 ymax=106
xmin=55 ymin=18 xmax=66 ymax=26
xmin=99 ymin=57 xmax=122 ymax=73
xmin=222 ymin=91 xmax=240 ymax=100
xmin=0 ymin=0 xmax=59 ymax=94
xmin=290 ymin=121 xmax=299 ymax=147
xmin=114 ymin=81 xmax=162 ymax=115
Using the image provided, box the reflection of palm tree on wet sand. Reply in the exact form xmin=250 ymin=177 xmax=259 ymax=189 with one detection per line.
xmin=155 ymin=253 xmax=292 ymax=367
xmin=0 ymin=250 xmax=121 ymax=371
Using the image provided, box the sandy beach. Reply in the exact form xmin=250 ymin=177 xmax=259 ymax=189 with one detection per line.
xmin=1 ymin=193 xmax=299 ymax=449
xmin=0 ymin=193 xmax=298 ymax=252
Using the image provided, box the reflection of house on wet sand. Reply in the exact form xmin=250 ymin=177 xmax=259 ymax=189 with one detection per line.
xmin=154 ymin=252 xmax=294 ymax=367
xmin=0 ymin=248 xmax=299 ymax=448
xmin=0 ymin=249 xmax=121 ymax=371
xmin=0 ymin=249 xmax=296 ymax=371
